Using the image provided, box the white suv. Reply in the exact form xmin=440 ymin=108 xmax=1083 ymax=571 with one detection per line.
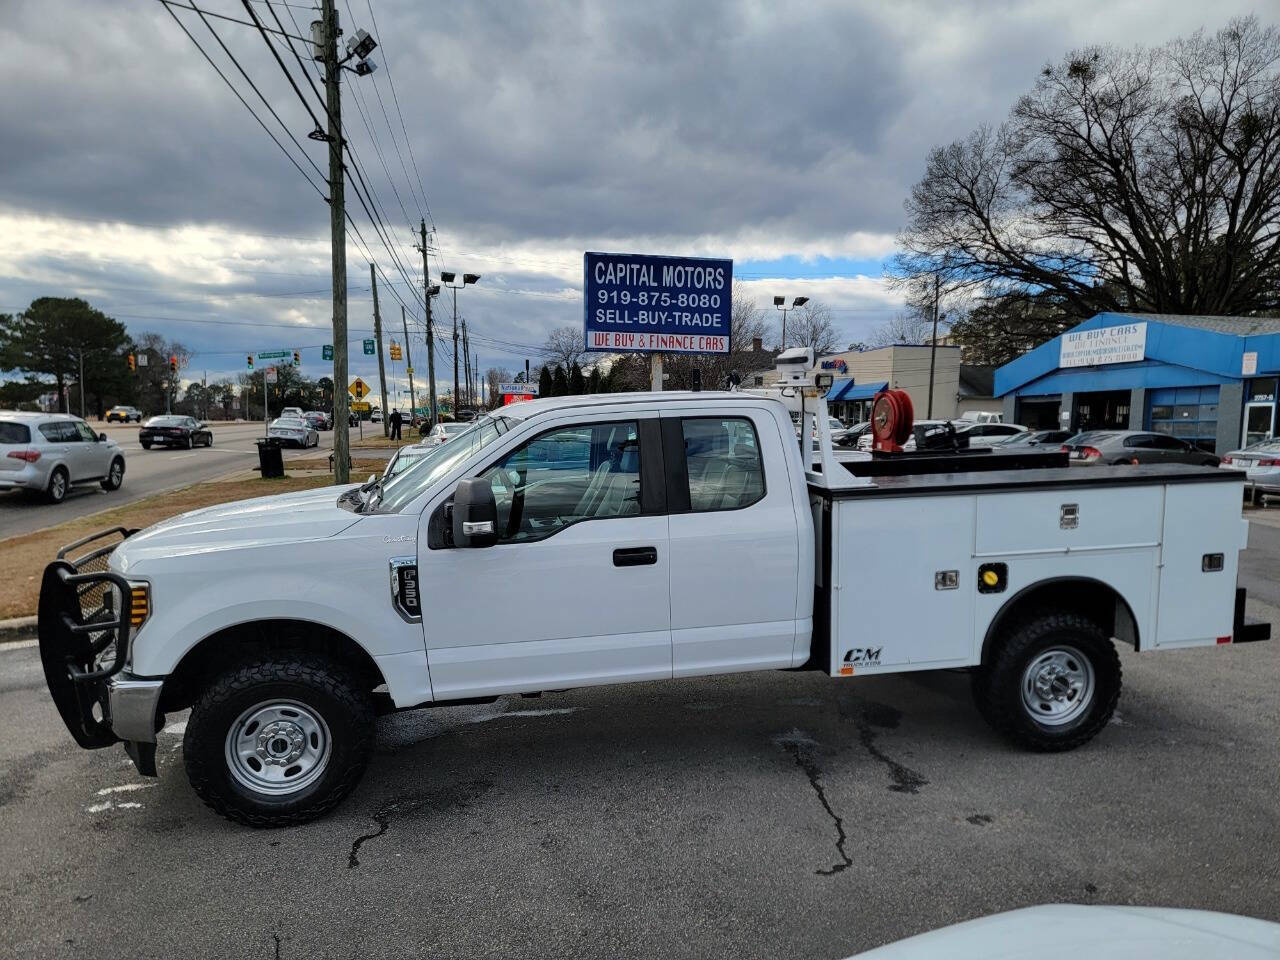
xmin=0 ymin=412 xmax=126 ymax=503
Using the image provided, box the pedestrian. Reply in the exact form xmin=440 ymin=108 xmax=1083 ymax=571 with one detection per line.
xmin=389 ymin=408 xmax=402 ymax=440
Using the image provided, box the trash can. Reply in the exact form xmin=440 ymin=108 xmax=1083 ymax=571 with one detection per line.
xmin=255 ymin=437 xmax=284 ymax=478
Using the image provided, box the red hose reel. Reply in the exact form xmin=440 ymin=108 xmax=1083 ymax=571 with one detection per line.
xmin=870 ymin=388 xmax=915 ymax=452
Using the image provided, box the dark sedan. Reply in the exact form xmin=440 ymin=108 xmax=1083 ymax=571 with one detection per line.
xmin=139 ymin=415 xmax=213 ymax=449
xmin=997 ymin=429 xmax=1072 ymax=447
xmin=1061 ymin=430 xmax=1218 ymax=466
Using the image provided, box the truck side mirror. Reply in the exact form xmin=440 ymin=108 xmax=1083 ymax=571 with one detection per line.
xmin=452 ymin=477 xmax=498 ymax=548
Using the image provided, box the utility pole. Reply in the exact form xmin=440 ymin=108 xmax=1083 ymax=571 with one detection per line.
xmin=370 ymin=262 xmax=390 ymax=437
xmin=461 ymin=319 xmax=471 ymax=409
xmin=927 ymin=273 xmax=940 ymax=419
xmin=417 ymin=220 xmax=439 ymax=430
xmin=451 ymin=286 xmax=460 ymax=408
xmin=78 ymin=349 xmax=85 ymax=418
xmin=401 ymin=304 xmax=416 ymax=426
xmin=321 ymin=0 xmax=350 ymax=483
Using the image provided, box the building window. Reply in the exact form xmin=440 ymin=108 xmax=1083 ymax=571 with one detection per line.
xmin=1148 ymin=386 xmax=1219 ymax=451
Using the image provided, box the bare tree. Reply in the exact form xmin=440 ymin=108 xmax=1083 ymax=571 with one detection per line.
xmin=484 ymin=366 xmax=511 ymax=409
xmin=868 ymin=310 xmax=938 ymax=347
xmin=781 ymin=301 xmax=840 ymax=355
xmin=892 ymin=17 xmax=1280 ymax=361
xmin=661 ymin=289 xmax=775 ymax=389
xmin=543 ymin=325 xmax=585 ymax=370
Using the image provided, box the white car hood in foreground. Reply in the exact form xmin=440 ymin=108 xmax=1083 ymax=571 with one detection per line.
xmin=111 ymin=485 xmax=363 ymax=571
xmin=849 ymin=905 xmax=1280 ymax=960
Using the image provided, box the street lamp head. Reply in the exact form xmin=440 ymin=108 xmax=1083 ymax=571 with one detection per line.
xmin=347 ymin=28 xmax=378 ymax=60
xmin=793 ymin=296 xmax=809 ymax=307
xmin=354 ymin=58 xmax=377 ymax=76
xmin=439 ymin=271 xmax=457 ymax=284
xmin=463 ymin=273 xmax=481 ymax=285
xmin=427 ymin=284 xmax=441 ymax=297
xmin=773 ymin=295 xmax=785 ymax=307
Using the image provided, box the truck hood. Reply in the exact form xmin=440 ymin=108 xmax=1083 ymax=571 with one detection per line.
xmin=110 ymin=485 xmax=364 ymax=572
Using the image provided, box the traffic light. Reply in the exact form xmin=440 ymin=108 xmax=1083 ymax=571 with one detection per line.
xmin=247 ymin=355 xmax=254 ymax=370
xmin=127 ymin=353 xmax=135 ymax=371
xmin=169 ymin=355 xmax=178 ymax=373
xmin=389 ymin=340 xmax=402 ymax=361
xmin=292 ymin=350 xmax=301 ymax=366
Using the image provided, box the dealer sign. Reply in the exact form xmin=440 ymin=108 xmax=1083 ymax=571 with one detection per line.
xmin=1059 ymin=322 xmax=1147 ymax=368
xmin=584 ymin=252 xmax=732 ymax=354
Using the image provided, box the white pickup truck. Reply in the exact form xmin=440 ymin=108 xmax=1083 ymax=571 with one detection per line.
xmin=38 ymin=362 xmax=1269 ymax=825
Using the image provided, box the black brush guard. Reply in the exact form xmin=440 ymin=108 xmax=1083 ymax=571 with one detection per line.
xmin=37 ymin=527 xmax=138 ymax=749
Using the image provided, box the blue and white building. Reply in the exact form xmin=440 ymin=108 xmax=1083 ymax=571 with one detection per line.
xmin=995 ymin=313 xmax=1280 ymax=454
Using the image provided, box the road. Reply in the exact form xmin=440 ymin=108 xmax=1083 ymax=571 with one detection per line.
xmin=0 ymin=420 xmax=384 ymax=540
xmin=0 ymin=566 xmax=1277 ymax=957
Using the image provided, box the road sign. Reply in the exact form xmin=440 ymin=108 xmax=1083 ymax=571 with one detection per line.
xmin=322 ymin=344 xmax=333 ymax=361
xmin=136 ymin=353 xmax=148 ymax=367
xmin=257 ymin=350 xmax=290 ymax=360
xmin=363 ymin=339 xmax=375 ymax=355
xmin=405 ymin=366 xmax=414 ymax=375
xmin=349 ymin=377 xmax=369 ymax=398
xmin=265 ymin=366 xmax=278 ymax=384
xmin=499 ymin=382 xmax=539 ymax=396
xmin=350 ymin=401 xmax=371 ymax=412
xmin=584 ymin=252 xmax=732 ymax=355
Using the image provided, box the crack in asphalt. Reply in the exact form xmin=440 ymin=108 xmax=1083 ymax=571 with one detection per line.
xmin=854 ymin=703 xmax=929 ymax=794
xmin=776 ymin=732 xmax=852 ymax=876
xmin=347 ymin=797 xmax=407 ymax=869
xmin=271 ymin=932 xmax=281 ymax=959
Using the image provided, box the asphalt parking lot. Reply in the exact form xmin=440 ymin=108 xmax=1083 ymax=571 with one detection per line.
xmin=1 ymin=589 xmax=1277 ymax=960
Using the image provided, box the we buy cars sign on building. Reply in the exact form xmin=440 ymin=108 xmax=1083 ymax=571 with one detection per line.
xmin=584 ymin=252 xmax=733 ymax=354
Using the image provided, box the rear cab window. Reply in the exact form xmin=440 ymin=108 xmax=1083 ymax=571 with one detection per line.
xmin=680 ymin=417 xmax=765 ymax=512
xmin=0 ymin=422 xmax=31 ymax=444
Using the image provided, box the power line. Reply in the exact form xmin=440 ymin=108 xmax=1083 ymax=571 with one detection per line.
xmin=157 ymin=1 xmax=326 ymax=201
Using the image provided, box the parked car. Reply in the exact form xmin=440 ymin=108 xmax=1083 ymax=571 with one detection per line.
xmin=303 ymin=411 xmax=331 ymax=431
xmin=857 ymin=419 xmax=974 ymax=452
xmin=1219 ymin=437 xmax=1280 ymax=501
xmin=421 ymin=421 xmax=472 ymax=448
xmin=957 ymin=421 xmax=1028 ymax=440
xmin=455 ymin=408 xmax=480 ymax=423
xmin=0 ymin=411 xmax=125 ymax=502
xmin=370 ymin=410 xmax=384 ymax=424
xmin=280 ymin=407 xmax=304 ymax=420
xmin=381 ymin=442 xmax=434 ymax=480
xmin=268 ymin=416 xmax=319 ymax=448
xmin=105 ymin=405 xmax=143 ymax=423
xmin=996 ymin=429 xmax=1073 ymax=447
xmin=139 ymin=415 xmax=212 ymax=449
xmin=1062 ymin=430 xmax=1219 ymax=466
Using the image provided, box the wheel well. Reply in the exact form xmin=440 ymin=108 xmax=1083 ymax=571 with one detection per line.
xmin=159 ymin=619 xmax=386 ymax=713
xmin=981 ymin=577 xmax=1140 ymax=664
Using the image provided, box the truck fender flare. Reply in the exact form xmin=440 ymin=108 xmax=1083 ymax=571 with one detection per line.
xmin=980 ymin=576 xmax=1142 ymax=665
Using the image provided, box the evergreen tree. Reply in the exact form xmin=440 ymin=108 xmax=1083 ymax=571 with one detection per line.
xmin=569 ymin=361 xmax=585 ymax=395
xmin=551 ymin=365 xmax=568 ymax=396
xmin=538 ymin=364 xmax=553 ymax=397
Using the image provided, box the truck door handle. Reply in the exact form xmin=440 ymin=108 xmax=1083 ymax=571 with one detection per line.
xmin=613 ymin=546 xmax=657 ymax=567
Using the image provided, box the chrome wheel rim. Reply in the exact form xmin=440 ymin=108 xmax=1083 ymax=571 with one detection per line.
xmin=224 ymin=699 xmax=331 ymax=796
xmin=110 ymin=462 xmax=122 ymax=485
xmin=1020 ymin=645 xmax=1094 ymax=726
xmin=50 ymin=472 xmax=66 ymax=499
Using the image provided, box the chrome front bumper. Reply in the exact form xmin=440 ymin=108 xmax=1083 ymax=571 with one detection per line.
xmin=109 ymin=675 xmax=165 ymax=743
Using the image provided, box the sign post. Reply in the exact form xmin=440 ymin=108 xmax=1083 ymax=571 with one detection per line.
xmin=583 ymin=252 xmax=733 ymax=357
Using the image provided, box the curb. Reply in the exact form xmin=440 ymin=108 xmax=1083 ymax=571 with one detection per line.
xmin=0 ymin=616 xmax=37 ymax=645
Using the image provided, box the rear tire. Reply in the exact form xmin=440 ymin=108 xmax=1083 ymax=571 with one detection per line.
xmin=141 ymin=440 xmax=151 ymax=450
xmin=100 ymin=457 xmax=124 ymax=491
xmin=972 ymin=610 xmax=1121 ymax=752
xmin=46 ymin=466 xmax=69 ymax=503
xmin=184 ymin=655 xmax=374 ymax=827
xmin=185 ymin=435 xmax=194 ymax=450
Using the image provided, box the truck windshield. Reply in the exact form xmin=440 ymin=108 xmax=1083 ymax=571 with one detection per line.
xmin=373 ymin=414 xmax=521 ymax=513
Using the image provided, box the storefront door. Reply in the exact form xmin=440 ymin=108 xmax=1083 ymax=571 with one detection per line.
xmin=1243 ymin=403 xmax=1275 ymax=447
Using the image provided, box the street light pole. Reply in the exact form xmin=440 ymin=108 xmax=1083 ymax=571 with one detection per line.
xmin=321 ymin=0 xmax=350 ymax=483
xmin=773 ymin=295 xmax=809 ymax=350
xmin=440 ymin=271 xmax=480 ymax=417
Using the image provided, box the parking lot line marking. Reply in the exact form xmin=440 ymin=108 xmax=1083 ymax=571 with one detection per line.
xmin=1 ymin=639 xmax=37 ymax=650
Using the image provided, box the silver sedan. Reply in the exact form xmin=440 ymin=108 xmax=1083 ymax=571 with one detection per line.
xmin=267 ymin=416 xmax=319 ymax=448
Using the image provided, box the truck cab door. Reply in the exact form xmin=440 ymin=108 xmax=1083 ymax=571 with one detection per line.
xmin=418 ymin=414 xmax=672 ymax=700
xmin=660 ymin=410 xmax=804 ymax=676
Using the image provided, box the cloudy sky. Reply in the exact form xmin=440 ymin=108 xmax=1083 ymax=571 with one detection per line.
xmin=0 ymin=0 xmax=1262 ymax=396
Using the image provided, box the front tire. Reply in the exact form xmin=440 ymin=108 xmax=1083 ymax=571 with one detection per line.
xmin=184 ymin=655 xmax=374 ymax=827
xmin=972 ymin=610 xmax=1121 ymax=752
